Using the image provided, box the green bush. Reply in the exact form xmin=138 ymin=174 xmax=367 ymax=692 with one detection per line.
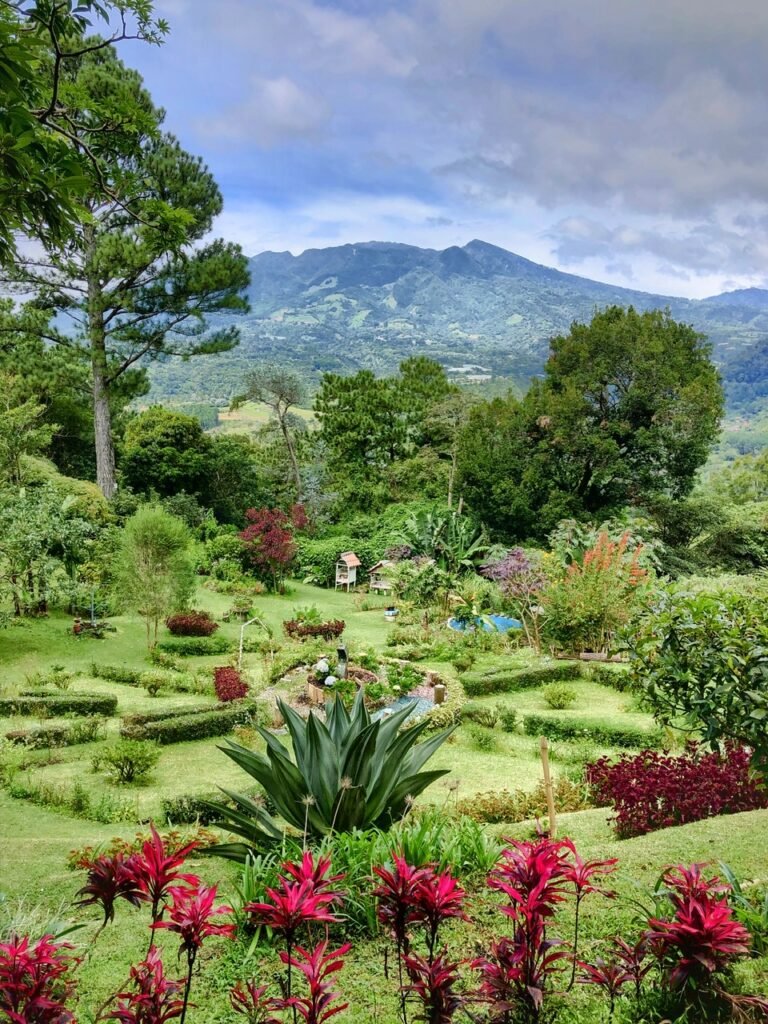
xmin=582 ymin=663 xmax=632 ymax=691
xmin=121 ymin=704 xmax=216 ymax=729
xmin=90 ymin=663 xmax=143 ymax=686
xmin=24 ymin=665 xmax=75 ymax=691
xmin=498 ymin=708 xmax=518 ymax=733
xmin=120 ymin=702 xmax=259 ymax=744
xmin=156 ymin=635 xmax=232 ymax=656
xmin=5 ymin=718 xmax=106 ymax=749
xmin=461 ymin=663 xmax=581 ymax=696
xmin=465 ymin=722 xmax=499 ymax=752
xmin=93 ymin=739 xmax=161 ymax=784
xmin=460 ymin=701 xmax=500 ymax=729
xmin=8 ymin=777 xmax=136 ymax=823
xmin=522 ymin=713 xmax=661 ymax=748
xmin=0 ymin=693 xmax=118 ymax=717
xmin=542 ymin=683 xmax=578 ymax=709
xmin=295 ymin=536 xmax=378 ymax=587
xmin=455 ymin=776 xmax=593 ymax=823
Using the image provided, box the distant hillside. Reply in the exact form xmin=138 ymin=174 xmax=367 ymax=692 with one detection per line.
xmin=146 ymin=239 xmax=768 ymax=412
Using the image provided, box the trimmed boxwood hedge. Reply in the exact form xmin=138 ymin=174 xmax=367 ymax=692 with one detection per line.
xmin=120 ymin=701 xmax=259 ymax=744
xmin=0 ymin=693 xmax=118 ymax=717
xmin=521 ymin=713 xmax=661 ymax=748
xmin=156 ymin=635 xmax=232 ymax=656
xmin=121 ymin=704 xmax=216 ymax=729
xmin=461 ymin=663 xmax=581 ymax=697
xmin=582 ymin=663 xmax=632 ymax=692
xmin=90 ymin=663 xmax=143 ymax=685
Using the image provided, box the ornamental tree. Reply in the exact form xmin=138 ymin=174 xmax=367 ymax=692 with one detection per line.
xmin=239 ymin=507 xmax=300 ymax=592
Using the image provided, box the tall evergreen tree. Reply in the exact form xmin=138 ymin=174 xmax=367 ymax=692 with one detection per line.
xmin=10 ymin=45 xmax=249 ymax=497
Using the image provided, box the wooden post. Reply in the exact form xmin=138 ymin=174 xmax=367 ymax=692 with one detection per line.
xmin=539 ymin=736 xmax=557 ymax=839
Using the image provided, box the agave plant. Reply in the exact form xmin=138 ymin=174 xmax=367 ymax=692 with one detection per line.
xmin=205 ymin=691 xmax=455 ymax=860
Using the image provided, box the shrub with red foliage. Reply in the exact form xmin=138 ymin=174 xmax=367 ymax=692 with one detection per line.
xmin=644 ymin=864 xmax=757 ymax=998
xmin=110 ymin=947 xmax=185 ymax=1024
xmin=0 ymin=933 xmax=78 ymax=1023
xmin=283 ymin=620 xmax=345 ymax=641
xmin=585 ymin=743 xmax=768 ymax=839
xmin=214 ymin=666 xmax=249 ymax=702
xmin=166 ymin=611 xmax=219 ymax=637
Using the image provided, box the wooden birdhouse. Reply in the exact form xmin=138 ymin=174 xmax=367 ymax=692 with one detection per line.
xmin=335 ymin=551 xmax=361 ymax=591
xmin=368 ymin=559 xmax=395 ymax=593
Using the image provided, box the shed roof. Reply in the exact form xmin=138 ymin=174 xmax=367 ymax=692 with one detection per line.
xmin=369 ymin=559 xmax=395 ymax=572
xmin=338 ymin=551 xmax=361 ymax=567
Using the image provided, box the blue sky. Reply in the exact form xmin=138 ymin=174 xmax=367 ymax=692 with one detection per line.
xmin=126 ymin=0 xmax=768 ymax=298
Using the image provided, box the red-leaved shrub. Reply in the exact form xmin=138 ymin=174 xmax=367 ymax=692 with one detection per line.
xmin=214 ymin=667 xmax=249 ymax=702
xmin=166 ymin=611 xmax=219 ymax=637
xmin=283 ymin=619 xmax=345 ymax=641
xmin=585 ymin=744 xmax=768 ymax=838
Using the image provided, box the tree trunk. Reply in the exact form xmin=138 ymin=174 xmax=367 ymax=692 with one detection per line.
xmin=278 ymin=413 xmax=303 ymax=501
xmin=447 ymin=447 xmax=457 ymax=509
xmin=86 ymin=227 xmax=117 ymax=499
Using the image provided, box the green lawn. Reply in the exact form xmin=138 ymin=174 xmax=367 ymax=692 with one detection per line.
xmin=3 ymin=583 xmax=767 ymax=1017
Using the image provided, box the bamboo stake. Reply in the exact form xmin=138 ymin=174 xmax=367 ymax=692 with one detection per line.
xmin=539 ymin=736 xmax=557 ymax=838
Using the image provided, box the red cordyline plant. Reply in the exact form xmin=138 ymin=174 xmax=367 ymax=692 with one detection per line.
xmin=0 ymin=933 xmax=78 ymax=1024
xmin=230 ymin=980 xmax=282 ymax=1023
xmin=563 ymin=849 xmax=617 ymax=989
xmin=476 ymin=836 xmax=576 ymax=1021
xmin=76 ymin=851 xmax=146 ymax=931
xmin=577 ymin=959 xmax=633 ymax=1020
xmin=404 ymin=950 xmax=465 ymax=1024
xmin=373 ymin=855 xmax=434 ymax=1024
xmin=152 ymin=884 xmax=236 ymax=1023
xmin=245 ymin=854 xmax=344 ymax=1004
xmin=109 ymin=947 xmax=186 ymax=1024
xmin=644 ymin=864 xmax=753 ymax=992
xmin=411 ymin=871 xmax=469 ymax=964
xmin=277 ymin=940 xmax=350 ymax=1024
xmin=134 ymin=825 xmax=201 ymax=928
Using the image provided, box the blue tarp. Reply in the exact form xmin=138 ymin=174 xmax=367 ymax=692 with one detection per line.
xmin=447 ymin=613 xmax=522 ymax=633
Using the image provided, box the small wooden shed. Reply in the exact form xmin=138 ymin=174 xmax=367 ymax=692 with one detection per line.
xmin=335 ymin=551 xmax=361 ymax=591
xmin=368 ymin=559 xmax=395 ymax=593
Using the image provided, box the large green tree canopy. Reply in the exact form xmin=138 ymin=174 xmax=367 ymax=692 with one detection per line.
xmin=0 ymin=0 xmax=166 ymax=264
xmin=458 ymin=306 xmax=724 ymax=540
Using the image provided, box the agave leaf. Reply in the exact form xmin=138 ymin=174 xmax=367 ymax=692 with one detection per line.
xmin=382 ymin=769 xmax=452 ymax=824
xmin=340 ymin=719 xmax=379 ymax=792
xmin=330 ymin=783 xmax=367 ymax=833
xmin=401 ymin=725 xmax=457 ymax=775
xmin=200 ymin=841 xmax=260 ymax=864
xmin=305 ymin=712 xmax=341 ymax=819
xmin=277 ymin=700 xmax=310 ymax=774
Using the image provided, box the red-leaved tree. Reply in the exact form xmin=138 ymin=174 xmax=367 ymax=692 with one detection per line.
xmin=240 ymin=508 xmax=300 ymax=592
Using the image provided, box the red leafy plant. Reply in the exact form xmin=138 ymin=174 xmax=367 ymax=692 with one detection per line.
xmin=374 ymin=858 xmax=469 ymax=1024
xmin=577 ymin=937 xmax=653 ymax=1020
xmin=563 ymin=849 xmax=617 ymax=988
xmin=109 ymin=947 xmax=185 ymax=1024
xmin=277 ymin=940 xmax=350 ymax=1024
xmin=76 ymin=852 xmax=146 ymax=930
xmin=475 ymin=836 xmax=575 ymax=1021
xmin=152 ymin=883 xmax=236 ymax=1022
xmin=230 ymin=980 xmax=282 ymax=1023
xmin=214 ymin=666 xmax=249 ymax=702
xmin=245 ymin=853 xmax=344 ymax=1001
xmin=577 ymin=959 xmax=633 ymax=1020
xmin=645 ymin=864 xmax=753 ymax=991
xmin=165 ymin=611 xmax=218 ymax=637
xmin=0 ymin=933 xmax=78 ymax=1024
xmin=586 ymin=743 xmax=768 ymax=838
xmin=404 ymin=951 xmax=465 ymax=1024
xmin=133 ymin=824 xmax=201 ymax=927
xmin=240 ymin=508 xmax=300 ymax=592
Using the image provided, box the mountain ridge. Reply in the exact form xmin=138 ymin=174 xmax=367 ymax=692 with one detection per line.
xmin=147 ymin=239 xmax=768 ymax=412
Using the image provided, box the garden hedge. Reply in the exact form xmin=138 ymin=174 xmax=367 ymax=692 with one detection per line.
xmin=156 ymin=635 xmax=232 ymax=656
xmin=91 ymin=663 xmax=143 ymax=685
xmin=120 ymin=701 xmax=260 ymax=744
xmin=522 ymin=713 xmax=661 ymax=748
xmin=0 ymin=693 xmax=118 ymax=717
xmin=5 ymin=718 xmax=105 ymax=749
xmin=121 ymin=704 xmax=216 ymax=728
xmin=461 ymin=663 xmax=581 ymax=696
